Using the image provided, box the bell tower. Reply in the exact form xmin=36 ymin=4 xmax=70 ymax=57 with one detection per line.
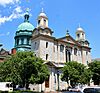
xmin=76 ymin=25 xmax=89 ymax=47
xmin=37 ymin=8 xmax=48 ymax=28
xmin=76 ymin=25 xmax=85 ymax=41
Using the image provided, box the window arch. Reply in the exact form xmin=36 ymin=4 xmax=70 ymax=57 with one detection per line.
xmin=44 ymin=19 xmax=46 ymax=25
xmin=74 ymin=48 xmax=77 ymax=55
xmin=38 ymin=20 xmax=40 ymax=25
xmin=77 ymin=34 xmax=80 ymax=38
xmin=16 ymin=39 xmax=19 ymax=45
xmin=21 ymin=38 xmax=24 ymax=45
xmin=46 ymin=42 xmax=48 ymax=48
xmin=60 ymin=45 xmax=64 ymax=52
xmin=46 ymin=54 xmax=48 ymax=60
xmin=27 ymin=38 xmax=29 ymax=44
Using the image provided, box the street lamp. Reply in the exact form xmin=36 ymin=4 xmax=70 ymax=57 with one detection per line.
xmin=57 ymin=70 xmax=60 ymax=91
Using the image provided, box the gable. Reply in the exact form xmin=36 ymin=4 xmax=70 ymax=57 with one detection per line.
xmin=58 ymin=35 xmax=77 ymax=45
xmin=0 ymin=48 xmax=9 ymax=56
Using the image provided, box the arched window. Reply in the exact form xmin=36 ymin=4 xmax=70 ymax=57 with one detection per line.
xmin=86 ymin=51 xmax=88 ymax=55
xmin=46 ymin=54 xmax=48 ymax=60
xmin=16 ymin=39 xmax=19 ymax=45
xmin=77 ymin=34 xmax=80 ymax=38
xmin=44 ymin=19 xmax=46 ymax=26
xmin=60 ymin=45 xmax=64 ymax=52
xmin=74 ymin=48 xmax=77 ymax=55
xmin=38 ymin=20 xmax=40 ymax=25
xmin=46 ymin=42 xmax=48 ymax=48
xmin=27 ymin=38 xmax=29 ymax=44
xmin=21 ymin=38 xmax=24 ymax=44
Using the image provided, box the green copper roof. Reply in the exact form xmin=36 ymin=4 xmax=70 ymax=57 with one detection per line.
xmin=17 ymin=22 xmax=34 ymax=31
xmin=17 ymin=10 xmax=34 ymax=31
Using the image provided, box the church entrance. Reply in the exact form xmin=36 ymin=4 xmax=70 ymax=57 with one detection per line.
xmin=45 ymin=76 xmax=49 ymax=88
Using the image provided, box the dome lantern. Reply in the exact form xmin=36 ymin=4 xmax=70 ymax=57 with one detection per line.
xmin=24 ymin=8 xmax=30 ymax=22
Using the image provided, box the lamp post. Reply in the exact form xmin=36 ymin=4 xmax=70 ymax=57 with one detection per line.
xmin=57 ymin=70 xmax=60 ymax=91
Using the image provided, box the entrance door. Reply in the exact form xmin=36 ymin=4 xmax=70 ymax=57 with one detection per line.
xmin=45 ymin=77 xmax=49 ymax=88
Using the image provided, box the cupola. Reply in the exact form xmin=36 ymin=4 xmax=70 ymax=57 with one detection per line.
xmin=76 ymin=25 xmax=85 ymax=41
xmin=37 ymin=8 xmax=48 ymax=28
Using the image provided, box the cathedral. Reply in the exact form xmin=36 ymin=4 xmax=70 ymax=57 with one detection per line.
xmin=14 ymin=9 xmax=91 ymax=91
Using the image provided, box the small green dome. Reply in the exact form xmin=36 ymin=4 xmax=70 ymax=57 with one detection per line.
xmin=17 ymin=22 xmax=34 ymax=31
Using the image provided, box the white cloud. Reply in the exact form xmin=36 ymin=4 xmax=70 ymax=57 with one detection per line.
xmin=0 ymin=6 xmax=24 ymax=25
xmin=0 ymin=0 xmax=20 ymax=6
xmin=14 ymin=6 xmax=22 ymax=13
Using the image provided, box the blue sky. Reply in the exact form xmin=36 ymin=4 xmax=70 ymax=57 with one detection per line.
xmin=0 ymin=0 xmax=99 ymax=59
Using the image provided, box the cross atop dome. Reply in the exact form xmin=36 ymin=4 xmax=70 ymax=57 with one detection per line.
xmin=66 ymin=29 xmax=70 ymax=36
xmin=77 ymin=23 xmax=84 ymax=32
xmin=24 ymin=8 xmax=30 ymax=22
xmin=38 ymin=8 xmax=47 ymax=18
xmin=42 ymin=8 xmax=44 ymax=13
xmin=78 ymin=23 xmax=81 ymax=28
xmin=26 ymin=8 xmax=30 ymax=12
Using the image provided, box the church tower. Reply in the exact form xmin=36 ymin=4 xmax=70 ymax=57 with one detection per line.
xmin=76 ymin=26 xmax=89 ymax=47
xmin=14 ymin=10 xmax=34 ymax=51
xmin=37 ymin=8 xmax=48 ymax=28
xmin=33 ymin=8 xmax=53 ymax=36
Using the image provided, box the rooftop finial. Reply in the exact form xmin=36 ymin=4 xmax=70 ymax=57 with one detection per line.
xmin=66 ymin=29 xmax=69 ymax=36
xmin=42 ymin=8 xmax=44 ymax=13
xmin=26 ymin=8 xmax=29 ymax=12
xmin=78 ymin=23 xmax=81 ymax=28
xmin=24 ymin=8 xmax=30 ymax=22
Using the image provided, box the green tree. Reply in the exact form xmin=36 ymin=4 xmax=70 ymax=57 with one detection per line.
xmin=61 ymin=61 xmax=92 ymax=87
xmin=0 ymin=51 xmax=49 ymax=89
xmin=88 ymin=60 xmax=100 ymax=85
xmin=29 ymin=57 xmax=49 ymax=84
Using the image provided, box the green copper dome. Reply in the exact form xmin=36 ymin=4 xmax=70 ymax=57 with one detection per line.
xmin=17 ymin=10 xmax=34 ymax=31
xmin=17 ymin=22 xmax=34 ymax=31
xmin=14 ymin=10 xmax=34 ymax=52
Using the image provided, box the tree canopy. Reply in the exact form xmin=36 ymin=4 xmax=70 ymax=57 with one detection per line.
xmin=61 ymin=61 xmax=92 ymax=87
xmin=0 ymin=51 xmax=50 ymax=88
xmin=88 ymin=60 xmax=100 ymax=85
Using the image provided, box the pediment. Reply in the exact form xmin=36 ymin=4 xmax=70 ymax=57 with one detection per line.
xmin=58 ymin=35 xmax=77 ymax=45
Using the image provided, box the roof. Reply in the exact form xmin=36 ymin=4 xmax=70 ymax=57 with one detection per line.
xmin=17 ymin=10 xmax=34 ymax=31
xmin=76 ymin=27 xmax=85 ymax=33
xmin=44 ymin=61 xmax=64 ymax=68
xmin=17 ymin=22 xmax=34 ymax=31
xmin=38 ymin=8 xmax=48 ymax=19
xmin=32 ymin=34 xmax=91 ymax=50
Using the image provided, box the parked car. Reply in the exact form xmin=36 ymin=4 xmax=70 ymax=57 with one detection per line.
xmin=15 ymin=85 xmax=26 ymax=91
xmin=68 ymin=86 xmax=81 ymax=92
xmin=81 ymin=86 xmax=100 ymax=93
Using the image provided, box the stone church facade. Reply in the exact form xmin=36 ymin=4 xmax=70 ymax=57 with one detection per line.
xmin=31 ymin=10 xmax=91 ymax=91
xmin=13 ymin=9 xmax=91 ymax=91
